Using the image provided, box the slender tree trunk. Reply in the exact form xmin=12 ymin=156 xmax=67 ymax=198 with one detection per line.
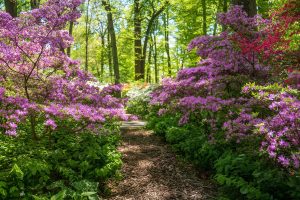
xmin=107 ymin=31 xmax=113 ymax=83
xmin=180 ymin=48 xmax=185 ymax=70
xmin=96 ymin=63 xmax=100 ymax=79
xmin=223 ymin=0 xmax=228 ymax=12
xmin=140 ymin=5 xmax=167 ymax=80
xmin=67 ymin=22 xmax=74 ymax=57
xmin=213 ymin=18 xmax=218 ymax=36
xmin=85 ymin=0 xmax=90 ymax=71
xmin=100 ymin=34 xmax=105 ymax=81
xmin=232 ymin=0 xmax=257 ymax=17
xmin=201 ymin=0 xmax=207 ymax=35
xmin=134 ymin=2 xmax=167 ymax=81
xmin=103 ymin=0 xmax=120 ymax=85
xmin=146 ymin=41 xmax=153 ymax=83
xmin=176 ymin=46 xmax=180 ymax=72
xmin=30 ymin=0 xmax=40 ymax=9
xmin=222 ymin=0 xmax=228 ymax=31
xmin=134 ymin=0 xmax=143 ymax=80
xmin=213 ymin=0 xmax=223 ymax=35
xmin=162 ymin=53 xmax=165 ymax=77
xmin=153 ymin=26 xmax=158 ymax=83
xmin=4 ymin=0 xmax=18 ymax=17
xmin=163 ymin=10 xmax=171 ymax=76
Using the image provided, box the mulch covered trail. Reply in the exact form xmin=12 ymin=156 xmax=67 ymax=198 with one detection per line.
xmin=105 ymin=124 xmax=216 ymax=200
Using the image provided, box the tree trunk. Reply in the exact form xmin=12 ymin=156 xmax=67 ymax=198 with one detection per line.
xmin=85 ymin=0 xmax=90 ymax=72
xmin=232 ymin=0 xmax=257 ymax=17
xmin=201 ymin=0 xmax=207 ymax=35
xmin=30 ymin=0 xmax=40 ymax=9
xmin=4 ymin=0 xmax=18 ymax=17
xmin=223 ymin=0 xmax=228 ymax=12
xmin=153 ymin=30 xmax=158 ymax=83
xmin=100 ymin=34 xmax=105 ymax=81
xmin=140 ymin=4 xmax=167 ymax=80
xmin=213 ymin=18 xmax=218 ymax=36
xmin=163 ymin=9 xmax=171 ymax=76
xmin=176 ymin=46 xmax=180 ymax=72
xmin=213 ymin=0 xmax=223 ymax=35
xmin=134 ymin=0 xmax=143 ymax=80
xmin=96 ymin=63 xmax=100 ymax=79
xmin=103 ymin=0 xmax=120 ymax=85
xmin=67 ymin=22 xmax=74 ymax=57
xmin=146 ymin=41 xmax=153 ymax=83
xmin=222 ymin=0 xmax=228 ymax=31
xmin=107 ymin=31 xmax=113 ymax=83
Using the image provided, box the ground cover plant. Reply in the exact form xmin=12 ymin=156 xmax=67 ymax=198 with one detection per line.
xmin=0 ymin=0 xmax=127 ymax=198
xmin=146 ymin=2 xmax=300 ymax=199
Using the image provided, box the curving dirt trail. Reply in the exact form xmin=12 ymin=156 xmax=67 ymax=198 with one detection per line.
xmin=106 ymin=121 xmax=216 ymax=200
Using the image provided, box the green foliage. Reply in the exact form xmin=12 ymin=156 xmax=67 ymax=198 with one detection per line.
xmin=0 ymin=123 xmax=122 ymax=199
xmin=147 ymin=109 xmax=300 ymax=199
xmin=125 ymin=84 xmax=158 ymax=119
xmin=215 ymin=152 xmax=300 ymax=200
xmin=147 ymin=111 xmax=179 ymax=136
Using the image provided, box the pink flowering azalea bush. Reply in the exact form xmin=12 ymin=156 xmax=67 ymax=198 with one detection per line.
xmin=242 ymin=83 xmax=300 ymax=168
xmin=0 ymin=0 xmax=125 ymax=198
xmin=147 ymin=3 xmax=300 ymax=199
xmin=0 ymin=0 xmax=126 ymax=137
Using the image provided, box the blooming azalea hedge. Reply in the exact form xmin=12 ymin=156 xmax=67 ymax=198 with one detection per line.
xmin=0 ymin=0 xmax=128 ymax=138
xmin=0 ymin=0 xmax=126 ymax=198
xmin=145 ymin=2 xmax=300 ymax=199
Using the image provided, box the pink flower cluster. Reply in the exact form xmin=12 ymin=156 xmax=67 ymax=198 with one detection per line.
xmin=151 ymin=6 xmax=268 ymax=123
xmin=0 ymin=0 xmax=126 ymax=136
xmin=150 ymin=5 xmax=300 ymax=169
xmin=256 ymin=91 xmax=300 ymax=168
xmin=0 ymin=87 xmax=35 ymax=136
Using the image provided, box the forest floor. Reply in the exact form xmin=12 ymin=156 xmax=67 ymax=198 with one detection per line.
xmin=105 ymin=121 xmax=216 ymax=200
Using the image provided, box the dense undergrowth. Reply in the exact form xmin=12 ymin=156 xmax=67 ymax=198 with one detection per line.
xmin=146 ymin=110 xmax=300 ymax=200
xmin=0 ymin=123 xmax=122 ymax=199
xmin=127 ymin=2 xmax=300 ymax=199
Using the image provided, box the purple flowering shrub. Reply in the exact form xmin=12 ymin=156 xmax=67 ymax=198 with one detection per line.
xmin=0 ymin=1 xmax=125 ymax=198
xmin=150 ymin=6 xmax=270 ymax=127
xmin=150 ymin=5 xmax=299 ymax=170
xmin=0 ymin=0 xmax=127 ymax=137
xmin=243 ymin=83 xmax=300 ymax=168
xmin=147 ymin=4 xmax=300 ymax=199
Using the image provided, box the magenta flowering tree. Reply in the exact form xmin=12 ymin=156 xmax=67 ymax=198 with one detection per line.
xmin=150 ymin=5 xmax=300 ymax=169
xmin=0 ymin=0 xmax=126 ymax=138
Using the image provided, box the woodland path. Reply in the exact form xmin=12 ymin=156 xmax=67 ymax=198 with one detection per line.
xmin=105 ymin=120 xmax=216 ymax=200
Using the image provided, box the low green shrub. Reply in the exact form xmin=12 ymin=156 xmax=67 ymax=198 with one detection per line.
xmin=0 ymin=123 xmax=122 ymax=199
xmin=147 ymin=111 xmax=300 ymax=200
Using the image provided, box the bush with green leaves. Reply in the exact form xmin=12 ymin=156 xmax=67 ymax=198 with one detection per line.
xmin=147 ymin=2 xmax=300 ymax=199
xmin=147 ymin=107 xmax=300 ymax=199
xmin=125 ymin=84 xmax=158 ymax=119
xmin=0 ymin=122 xmax=122 ymax=199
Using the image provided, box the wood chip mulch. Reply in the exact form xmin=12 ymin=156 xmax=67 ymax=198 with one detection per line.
xmin=105 ymin=127 xmax=216 ymax=200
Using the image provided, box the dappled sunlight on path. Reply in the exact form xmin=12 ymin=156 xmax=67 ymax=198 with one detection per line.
xmin=105 ymin=122 xmax=216 ymax=200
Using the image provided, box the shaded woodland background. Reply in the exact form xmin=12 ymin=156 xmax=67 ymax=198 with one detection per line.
xmin=1 ymin=0 xmax=287 ymax=84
